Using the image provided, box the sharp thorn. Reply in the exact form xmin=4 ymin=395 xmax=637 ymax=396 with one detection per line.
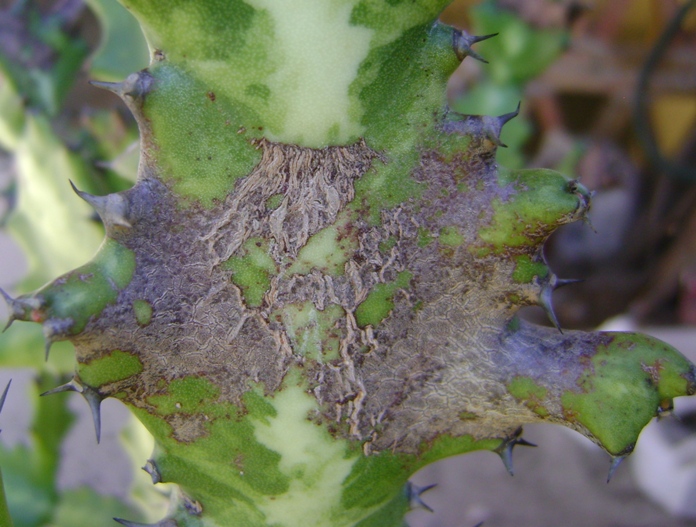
xmin=467 ymin=50 xmax=489 ymax=64
xmin=0 ymin=288 xmax=13 ymax=305
xmin=470 ymin=32 xmax=498 ymax=44
xmin=42 ymin=318 xmax=73 ymax=361
xmin=68 ymin=178 xmax=81 ymax=195
xmin=114 ymin=521 xmax=177 ymax=527
xmin=583 ymin=214 xmax=597 ymax=233
xmin=90 ymin=80 xmax=126 ymax=97
xmin=607 ymin=455 xmax=626 ymax=483
xmin=82 ymin=386 xmax=103 ymax=444
xmin=41 ymin=379 xmax=81 ymax=397
xmin=515 ymin=437 xmax=537 ymax=448
xmin=495 ymin=428 xmax=536 ymax=477
xmin=498 ymin=101 xmax=521 ymax=126
xmin=69 ymin=180 xmax=131 ymax=228
xmin=0 ymin=288 xmax=14 ymax=332
xmin=497 ymin=443 xmax=515 ymax=476
xmin=42 ymin=379 xmax=103 ymax=442
xmin=0 ymin=287 xmax=40 ymax=330
xmin=44 ymin=338 xmax=53 ymax=362
xmin=539 ymin=284 xmax=562 ymax=333
xmin=406 ymin=481 xmax=437 ymax=513
xmin=69 ymin=180 xmax=99 ymax=207
xmin=90 ymin=72 xmax=152 ymax=102
xmin=0 ymin=379 xmax=11 ymax=415
xmin=452 ymin=30 xmax=496 ymax=63
xmin=553 ymin=277 xmax=584 ymax=289
xmin=69 ymin=179 xmax=101 ymax=212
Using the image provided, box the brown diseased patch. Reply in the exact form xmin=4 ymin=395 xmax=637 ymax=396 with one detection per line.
xmin=72 ymin=135 xmax=593 ymax=453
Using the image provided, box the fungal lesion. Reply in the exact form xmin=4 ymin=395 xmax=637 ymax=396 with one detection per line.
xmin=64 ymin=116 xmax=586 ymax=454
xmin=201 ymin=138 xmax=380 ymax=266
xmin=12 ymin=98 xmax=687 ymax=467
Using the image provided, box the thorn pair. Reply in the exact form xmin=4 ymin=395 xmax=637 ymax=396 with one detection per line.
xmin=495 ymin=427 xmax=536 ymax=476
xmin=452 ymin=30 xmax=498 ymax=63
xmin=444 ymin=102 xmax=521 ymax=151
xmin=538 ymin=273 xmax=583 ymax=334
xmin=90 ymin=71 xmax=152 ymax=103
xmin=0 ymin=287 xmax=40 ymax=332
xmin=41 ymin=378 xmax=104 ymax=443
xmin=69 ymin=180 xmax=132 ymax=229
xmin=566 ymin=180 xmax=594 ymax=224
xmin=0 ymin=288 xmax=72 ymax=361
xmin=487 ymin=101 xmax=520 ymax=148
xmin=406 ymin=481 xmax=437 ymax=513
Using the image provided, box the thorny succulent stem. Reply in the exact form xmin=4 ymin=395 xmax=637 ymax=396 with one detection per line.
xmin=1 ymin=1 xmax=695 ymax=525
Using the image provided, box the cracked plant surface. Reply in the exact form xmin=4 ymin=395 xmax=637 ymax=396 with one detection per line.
xmin=1 ymin=1 xmax=695 ymax=526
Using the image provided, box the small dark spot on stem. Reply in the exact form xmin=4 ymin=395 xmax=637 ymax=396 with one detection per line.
xmin=207 ymin=91 xmax=216 ymax=102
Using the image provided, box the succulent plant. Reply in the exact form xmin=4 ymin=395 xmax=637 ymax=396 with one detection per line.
xmin=1 ymin=1 xmax=695 ymax=526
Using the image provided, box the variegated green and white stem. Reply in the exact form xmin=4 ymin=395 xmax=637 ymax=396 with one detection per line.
xmin=1 ymin=1 xmax=694 ymax=526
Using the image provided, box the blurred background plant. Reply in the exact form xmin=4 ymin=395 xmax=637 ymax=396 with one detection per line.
xmin=0 ymin=0 xmax=695 ymax=526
